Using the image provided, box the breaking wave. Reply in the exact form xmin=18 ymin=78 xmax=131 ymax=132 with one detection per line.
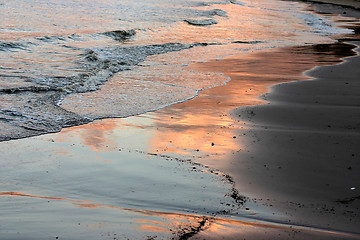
xmin=0 ymin=0 xmax=356 ymax=141
xmin=0 ymin=41 xmax=26 ymax=51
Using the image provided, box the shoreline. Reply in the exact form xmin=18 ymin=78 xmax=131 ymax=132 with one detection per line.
xmin=1 ymin=0 xmax=357 ymax=144
xmin=1 ymin=0 xmax=360 ymax=239
xmin=142 ymin=2 xmax=360 ymax=237
xmin=146 ymin=41 xmax=360 ymax=238
xmin=300 ymin=0 xmax=360 ymax=9
xmin=189 ymin=2 xmax=360 ymax=238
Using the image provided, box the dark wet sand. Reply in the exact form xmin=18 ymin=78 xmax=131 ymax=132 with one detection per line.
xmin=303 ymin=0 xmax=360 ymax=9
xmin=192 ymin=4 xmax=360 ymax=237
xmin=146 ymin=41 xmax=360 ymax=239
xmin=141 ymin=3 xmax=360 ymax=237
xmin=1 ymin=1 xmax=359 ymax=239
xmin=195 ymin=45 xmax=360 ymax=239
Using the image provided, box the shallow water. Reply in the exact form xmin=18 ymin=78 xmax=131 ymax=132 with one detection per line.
xmin=1 ymin=0 xmax=359 ymax=239
xmin=1 ymin=39 xmax=358 ymax=238
xmin=0 ymin=118 xmax=250 ymax=239
xmin=0 ymin=0 xmax=353 ymax=141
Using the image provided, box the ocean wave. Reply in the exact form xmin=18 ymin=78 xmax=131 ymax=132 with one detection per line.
xmin=206 ymin=9 xmax=228 ymax=17
xmin=229 ymin=0 xmax=245 ymax=5
xmin=0 ymin=85 xmax=55 ymax=93
xmin=70 ymin=42 xmax=213 ymax=93
xmin=36 ymin=35 xmax=67 ymax=42
xmin=0 ymin=91 xmax=90 ymax=141
xmin=301 ymin=13 xmax=354 ymax=35
xmin=232 ymin=40 xmax=265 ymax=44
xmin=102 ymin=29 xmax=137 ymax=41
xmin=1 ymin=0 xmax=357 ymax=143
xmin=184 ymin=19 xmax=218 ymax=26
xmin=0 ymin=40 xmax=227 ymax=141
xmin=0 ymin=41 xmax=26 ymax=51
xmin=184 ymin=7 xmax=228 ymax=26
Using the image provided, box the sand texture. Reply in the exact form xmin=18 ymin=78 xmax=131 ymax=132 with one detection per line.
xmin=230 ymin=41 xmax=360 ymax=235
xmin=305 ymin=0 xmax=360 ymax=9
xmin=1 ymin=1 xmax=360 ymax=239
xmin=159 ymin=40 xmax=359 ymax=239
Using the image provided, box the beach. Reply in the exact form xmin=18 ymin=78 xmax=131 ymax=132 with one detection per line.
xmin=188 ymin=42 xmax=360 ymax=239
xmin=304 ymin=0 xmax=360 ymax=9
xmin=141 ymin=36 xmax=360 ymax=239
xmin=1 ymin=0 xmax=360 ymax=239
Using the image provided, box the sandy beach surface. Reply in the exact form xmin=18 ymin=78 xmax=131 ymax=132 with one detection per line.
xmin=1 ymin=0 xmax=360 ymax=239
xmin=144 ymin=41 xmax=360 ymax=239
xmin=186 ymin=42 xmax=360 ymax=239
xmin=130 ymin=2 xmax=360 ymax=238
xmin=304 ymin=0 xmax=360 ymax=9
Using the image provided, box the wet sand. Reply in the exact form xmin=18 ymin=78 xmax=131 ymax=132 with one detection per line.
xmin=140 ymin=3 xmax=360 ymax=237
xmin=1 ymin=1 xmax=360 ymax=239
xmin=2 ymin=40 xmax=359 ymax=238
xmin=303 ymin=0 xmax=360 ymax=9
xmin=189 ymin=4 xmax=360 ymax=239
xmin=192 ymin=45 xmax=360 ymax=238
xmin=143 ymin=41 xmax=360 ymax=239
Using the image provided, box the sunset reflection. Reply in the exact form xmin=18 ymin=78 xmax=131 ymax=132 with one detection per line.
xmin=147 ymin=42 xmax=356 ymax=161
xmin=0 ymin=191 xmax=209 ymax=236
xmin=58 ymin=119 xmax=123 ymax=152
xmin=54 ymin=42 xmax=357 ymax=163
xmin=2 ymin=191 xmax=351 ymax=239
xmin=0 ymin=191 xmax=93 ymax=204
xmin=72 ymin=202 xmax=214 ymax=236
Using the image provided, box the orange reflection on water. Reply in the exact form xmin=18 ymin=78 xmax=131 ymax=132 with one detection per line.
xmin=3 ymin=191 xmax=353 ymax=238
xmin=137 ymin=221 xmax=169 ymax=233
xmin=147 ymin=112 xmax=239 ymax=156
xmin=0 ymin=191 xmax=201 ymax=235
xmin=144 ymin=0 xmax=316 ymax=46
xmin=0 ymin=191 xmax=93 ymax=204
xmin=77 ymin=121 xmax=118 ymax=152
xmin=74 ymin=200 xmax=358 ymax=239
xmin=192 ymin=215 xmax=360 ymax=240
xmin=147 ymin=42 xmax=356 ymax=161
xmin=58 ymin=119 xmax=122 ymax=152
xmin=0 ymin=190 xmax=201 ymax=233
xmin=73 ymin=203 xmax=211 ymax=235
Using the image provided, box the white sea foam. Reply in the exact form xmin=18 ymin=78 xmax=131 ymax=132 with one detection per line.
xmin=300 ymin=13 xmax=354 ymax=35
xmin=0 ymin=0 xmax=357 ymax=141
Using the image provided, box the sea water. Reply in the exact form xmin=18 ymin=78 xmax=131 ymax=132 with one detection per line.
xmin=0 ymin=0 xmax=352 ymax=141
xmin=0 ymin=0 xmax=357 ymax=239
